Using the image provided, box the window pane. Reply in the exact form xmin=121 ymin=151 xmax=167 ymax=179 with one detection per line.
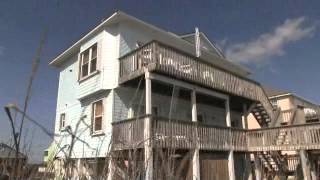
xmin=60 ymin=113 xmax=65 ymax=128
xmin=90 ymin=58 xmax=97 ymax=73
xmin=82 ymin=50 xmax=89 ymax=64
xmin=197 ymin=114 xmax=203 ymax=123
xmin=91 ymin=44 xmax=97 ymax=59
xmin=152 ymin=107 xmax=158 ymax=116
xmin=95 ymin=117 xmax=102 ymax=131
xmin=81 ymin=64 xmax=88 ymax=77
xmin=95 ymin=101 xmax=103 ymax=116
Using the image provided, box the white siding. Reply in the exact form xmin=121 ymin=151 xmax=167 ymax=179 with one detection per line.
xmin=54 ymin=27 xmax=119 ymax=158
xmin=77 ymin=31 xmax=104 ymax=98
xmin=55 ymin=91 xmax=113 ymax=158
xmin=101 ymin=25 xmax=121 ymax=89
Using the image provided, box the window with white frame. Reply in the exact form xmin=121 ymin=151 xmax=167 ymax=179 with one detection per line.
xmin=92 ymin=100 xmax=103 ymax=133
xmin=59 ymin=113 xmax=66 ymax=130
xmin=80 ymin=43 xmax=98 ymax=79
xmin=270 ymin=99 xmax=278 ymax=108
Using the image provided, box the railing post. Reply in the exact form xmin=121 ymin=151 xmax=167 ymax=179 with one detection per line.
xmin=144 ymin=71 xmax=153 ymax=180
xmin=226 ymin=98 xmax=235 ymax=180
xmin=191 ymin=90 xmax=200 ymax=180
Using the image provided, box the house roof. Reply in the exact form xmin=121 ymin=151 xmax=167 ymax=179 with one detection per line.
xmin=49 ymin=11 xmax=252 ymax=77
xmin=0 ymin=143 xmax=26 ymax=159
xmin=263 ymin=86 xmax=290 ymax=97
xmin=263 ymin=86 xmax=320 ymax=107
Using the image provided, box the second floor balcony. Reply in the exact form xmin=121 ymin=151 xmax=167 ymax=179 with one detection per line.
xmin=119 ymin=41 xmax=276 ymax=126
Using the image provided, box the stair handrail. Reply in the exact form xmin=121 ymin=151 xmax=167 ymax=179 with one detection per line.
xmin=269 ymin=107 xmax=282 ymax=127
xmin=288 ymin=108 xmax=297 ymax=125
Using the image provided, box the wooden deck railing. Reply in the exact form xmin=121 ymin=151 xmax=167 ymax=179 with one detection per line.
xmin=119 ymin=41 xmax=276 ymax=125
xmin=286 ymin=155 xmax=300 ymax=172
xmin=153 ymin=117 xmax=247 ymax=151
xmin=111 ymin=116 xmax=145 ymax=150
xmin=112 ymin=116 xmax=320 ymax=152
xmin=247 ymin=123 xmax=320 ymax=151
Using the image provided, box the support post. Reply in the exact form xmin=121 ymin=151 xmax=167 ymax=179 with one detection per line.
xmin=191 ymin=90 xmax=200 ymax=180
xmin=107 ymin=157 xmax=115 ymax=180
xmin=242 ymin=104 xmax=248 ymax=129
xmin=300 ymin=150 xmax=312 ymax=180
xmin=242 ymin=104 xmax=253 ymax=180
xmin=145 ymin=71 xmax=153 ymax=180
xmin=310 ymin=155 xmax=317 ymax=180
xmin=76 ymin=158 xmax=81 ymax=177
xmin=253 ymin=154 xmax=262 ymax=180
xmin=226 ymin=98 xmax=235 ymax=180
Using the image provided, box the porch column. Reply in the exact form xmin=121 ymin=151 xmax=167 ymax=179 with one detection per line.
xmin=300 ymin=150 xmax=312 ymax=180
xmin=191 ymin=90 xmax=200 ymax=180
xmin=242 ymin=104 xmax=253 ymax=180
xmin=298 ymin=104 xmax=314 ymax=180
xmin=226 ymin=98 xmax=235 ymax=180
xmin=145 ymin=71 xmax=153 ymax=180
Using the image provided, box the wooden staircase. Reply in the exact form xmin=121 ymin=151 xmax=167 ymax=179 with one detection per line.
xmin=255 ymin=109 xmax=299 ymax=176
xmin=257 ymin=151 xmax=289 ymax=174
xmin=251 ymin=103 xmax=272 ymax=127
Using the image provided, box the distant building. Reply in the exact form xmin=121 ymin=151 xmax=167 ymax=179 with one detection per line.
xmin=249 ymin=86 xmax=320 ymax=129
xmin=248 ymin=87 xmax=320 ymax=178
xmin=0 ymin=143 xmax=26 ymax=177
xmin=0 ymin=143 xmax=26 ymax=164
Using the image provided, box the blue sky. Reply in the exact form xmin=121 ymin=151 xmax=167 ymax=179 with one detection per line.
xmin=0 ymin=0 xmax=319 ymax=162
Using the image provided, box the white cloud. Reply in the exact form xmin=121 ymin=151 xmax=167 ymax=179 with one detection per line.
xmin=225 ymin=17 xmax=316 ymax=63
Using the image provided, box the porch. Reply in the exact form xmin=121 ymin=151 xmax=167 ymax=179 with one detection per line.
xmin=112 ymin=116 xmax=320 ymax=152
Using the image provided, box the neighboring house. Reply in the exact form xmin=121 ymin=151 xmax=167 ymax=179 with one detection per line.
xmin=249 ymin=86 xmax=320 ymax=129
xmin=248 ymin=87 xmax=320 ymax=178
xmin=264 ymin=86 xmax=320 ymax=124
xmin=0 ymin=143 xmax=26 ymax=163
xmin=49 ymin=11 xmax=320 ymax=180
xmin=0 ymin=143 xmax=26 ymax=176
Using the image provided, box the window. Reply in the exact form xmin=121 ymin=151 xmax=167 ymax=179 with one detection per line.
xmin=270 ymin=99 xmax=278 ymax=109
xmin=80 ymin=43 xmax=98 ymax=79
xmin=197 ymin=114 xmax=204 ymax=123
xmin=44 ymin=150 xmax=48 ymax=157
xmin=92 ymin=100 xmax=103 ymax=133
xmin=152 ymin=107 xmax=158 ymax=116
xmin=60 ymin=113 xmax=66 ymax=130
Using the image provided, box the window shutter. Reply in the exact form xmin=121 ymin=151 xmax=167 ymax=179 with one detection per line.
xmin=77 ymin=52 xmax=81 ymax=81
xmin=97 ymin=40 xmax=103 ymax=71
xmin=90 ymin=104 xmax=94 ymax=135
xmin=102 ymin=99 xmax=105 ymax=132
